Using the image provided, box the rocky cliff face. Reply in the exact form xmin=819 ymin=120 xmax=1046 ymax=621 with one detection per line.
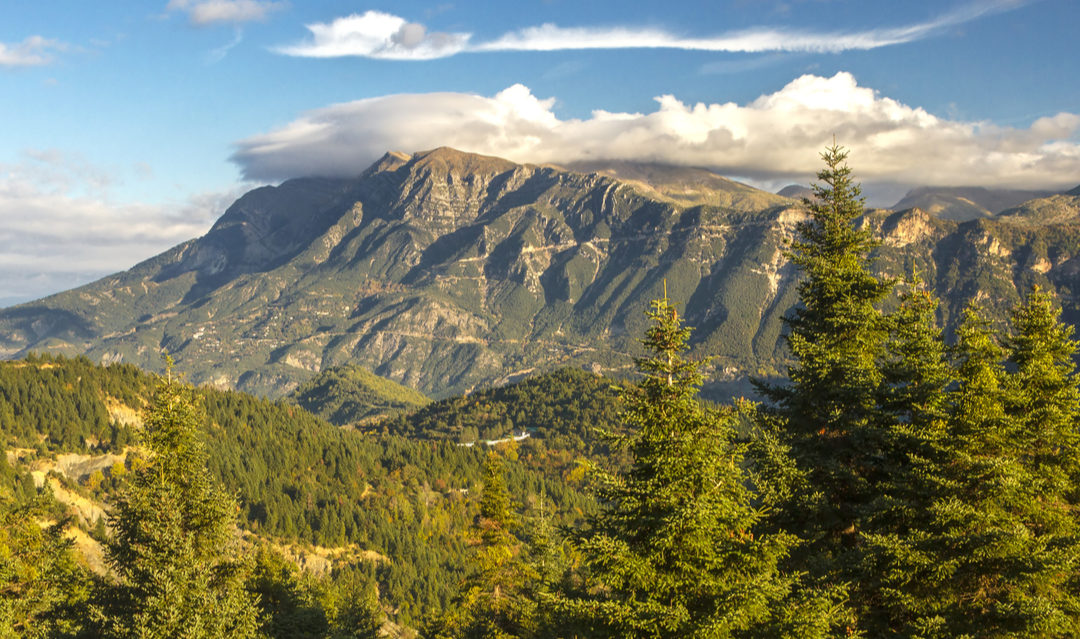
xmin=1 ymin=148 xmax=1077 ymax=398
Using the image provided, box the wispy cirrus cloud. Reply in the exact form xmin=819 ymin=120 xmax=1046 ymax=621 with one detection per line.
xmin=276 ymin=0 xmax=1031 ymax=60
xmin=167 ymin=0 xmax=286 ymax=27
xmin=206 ymin=28 xmax=244 ymax=64
xmin=230 ymin=72 xmax=1080 ymax=192
xmin=0 ymin=36 xmax=67 ymax=68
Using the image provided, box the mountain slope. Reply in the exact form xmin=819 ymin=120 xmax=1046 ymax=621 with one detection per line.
xmin=563 ymin=160 xmax=792 ymax=209
xmin=377 ymin=367 xmax=622 ymax=448
xmin=998 ymin=193 xmax=1080 ymax=225
xmin=0 ymin=354 xmax=600 ymax=622
xmin=288 ymin=363 xmax=430 ymax=425
xmin=1 ymin=148 xmax=1078 ymax=398
xmin=777 ymin=184 xmax=814 ymax=200
xmin=0 ymin=148 xmax=805 ymax=397
xmin=891 ymin=186 xmax=1056 ymax=221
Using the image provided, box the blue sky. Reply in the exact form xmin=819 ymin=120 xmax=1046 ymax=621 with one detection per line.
xmin=1 ymin=0 xmax=1078 ymax=304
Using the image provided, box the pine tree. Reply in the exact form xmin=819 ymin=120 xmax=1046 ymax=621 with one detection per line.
xmin=518 ymin=483 xmax=567 ymax=638
xmin=322 ymin=568 xmax=382 ymax=639
xmin=553 ymin=296 xmax=844 ymax=638
xmin=878 ymin=281 xmax=952 ymax=446
xmin=1003 ymin=287 xmax=1080 ymax=629
xmin=92 ymin=373 xmax=259 ymax=638
xmin=758 ymin=144 xmax=892 ymax=563
xmin=247 ymin=544 xmax=331 ymax=639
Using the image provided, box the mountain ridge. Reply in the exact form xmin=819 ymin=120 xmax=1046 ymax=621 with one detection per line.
xmin=2 ymin=148 xmax=1078 ymax=399
xmin=890 ymin=185 xmax=1058 ymax=221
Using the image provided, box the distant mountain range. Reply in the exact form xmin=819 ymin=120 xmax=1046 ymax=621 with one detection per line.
xmin=889 ymin=186 xmax=1060 ymax=221
xmin=774 ymin=183 xmax=1077 ymax=221
xmin=2 ymin=148 xmax=1079 ymax=398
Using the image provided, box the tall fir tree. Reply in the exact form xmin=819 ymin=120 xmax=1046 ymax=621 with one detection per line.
xmin=431 ymin=452 xmax=534 ymax=639
xmin=892 ymin=304 xmax=1080 ymax=637
xmin=1004 ymin=287 xmax=1080 ymax=627
xmin=858 ymin=282 xmax=955 ymax=635
xmin=92 ymin=373 xmax=259 ymax=638
xmin=554 ymin=296 xmax=845 ymax=638
xmin=757 ymin=144 xmax=892 ymax=573
xmin=1006 ymin=286 xmax=1080 ymax=518
xmin=878 ymin=281 xmax=952 ymax=448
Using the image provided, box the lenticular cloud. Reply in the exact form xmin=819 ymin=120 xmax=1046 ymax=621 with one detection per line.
xmin=231 ymin=72 xmax=1080 ymax=190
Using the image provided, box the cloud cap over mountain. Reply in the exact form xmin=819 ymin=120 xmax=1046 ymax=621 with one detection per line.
xmin=231 ymin=73 xmax=1080 ymax=190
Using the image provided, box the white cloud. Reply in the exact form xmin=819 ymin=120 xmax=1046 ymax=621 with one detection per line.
xmin=167 ymin=0 xmax=286 ymax=26
xmin=276 ymin=0 xmax=1030 ymax=59
xmin=0 ymin=151 xmax=240 ymax=301
xmin=0 ymin=36 xmax=66 ymax=68
xmin=230 ymin=73 xmax=1080 ymax=191
xmin=275 ymin=11 xmax=469 ymax=60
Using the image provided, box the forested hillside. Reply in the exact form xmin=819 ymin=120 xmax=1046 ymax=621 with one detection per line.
xmin=378 ymin=367 xmax=622 ymax=449
xmin=0 ymin=354 xmax=608 ymax=629
xmin=287 ymin=363 xmax=431 ymax=425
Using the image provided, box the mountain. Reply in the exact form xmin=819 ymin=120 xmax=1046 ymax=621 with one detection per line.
xmin=1 ymin=148 xmax=1079 ymax=399
xmin=0 ymin=148 xmax=806 ymax=397
xmin=288 ymin=363 xmax=430 ymax=425
xmin=998 ymin=192 xmax=1080 ymax=225
xmin=777 ymin=184 xmax=814 ymax=200
xmin=563 ymin=160 xmax=792 ymax=209
xmin=890 ymin=186 xmax=1057 ymax=221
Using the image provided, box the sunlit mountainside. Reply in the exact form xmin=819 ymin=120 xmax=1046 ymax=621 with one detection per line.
xmin=1 ymin=148 xmax=1078 ymax=402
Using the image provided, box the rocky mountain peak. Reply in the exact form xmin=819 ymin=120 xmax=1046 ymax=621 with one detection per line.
xmin=880 ymin=207 xmax=936 ymax=248
xmin=777 ymin=184 xmax=813 ymax=200
xmin=4 ymin=148 xmax=1079 ymax=400
xmin=408 ymin=147 xmax=520 ymax=177
xmin=364 ymin=150 xmax=412 ymax=175
xmin=890 ymin=185 xmax=1057 ymax=221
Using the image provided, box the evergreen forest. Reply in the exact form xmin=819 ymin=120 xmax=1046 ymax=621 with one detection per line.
xmin=4 ymin=146 xmax=1080 ymax=638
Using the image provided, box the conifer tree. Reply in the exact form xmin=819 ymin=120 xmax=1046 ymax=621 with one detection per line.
xmin=878 ymin=281 xmax=952 ymax=445
xmin=1006 ymin=286 xmax=1080 ymax=515
xmin=554 ymin=296 xmax=844 ymax=638
xmin=322 ymin=569 xmax=382 ymax=639
xmin=92 ymin=373 xmax=259 ymax=638
xmin=758 ymin=144 xmax=892 ymax=561
xmin=517 ymin=487 xmax=565 ymax=638
xmin=887 ymin=305 xmax=1080 ymax=637
xmin=247 ymin=544 xmax=331 ymax=639
xmin=1004 ymin=287 xmax=1080 ymax=625
xmin=0 ymin=458 xmax=89 ymax=638
xmin=858 ymin=283 xmax=954 ymax=635
xmin=431 ymin=452 xmax=533 ymax=639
